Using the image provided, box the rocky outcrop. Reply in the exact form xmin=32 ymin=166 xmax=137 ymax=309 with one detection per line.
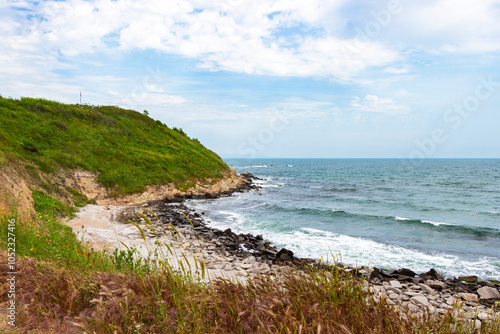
xmin=0 ymin=167 xmax=35 ymax=221
xmin=65 ymin=168 xmax=254 ymax=206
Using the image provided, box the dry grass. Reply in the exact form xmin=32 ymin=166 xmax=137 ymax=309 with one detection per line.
xmin=2 ymin=253 xmax=499 ymax=334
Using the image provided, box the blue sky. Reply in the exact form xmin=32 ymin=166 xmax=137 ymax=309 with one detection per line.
xmin=1 ymin=0 xmax=500 ymax=158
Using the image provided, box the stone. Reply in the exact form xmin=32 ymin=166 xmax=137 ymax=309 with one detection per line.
xmin=411 ymin=295 xmax=429 ymax=307
xmin=459 ymin=276 xmax=478 ymax=283
xmin=478 ymin=312 xmax=491 ymax=321
xmin=396 ymin=268 xmax=416 ymax=277
xmin=238 ymin=270 xmax=249 ymax=277
xmin=419 ymin=283 xmax=438 ymax=296
xmin=420 ymin=268 xmax=443 ymax=280
xmin=385 ymin=287 xmax=402 ymax=295
xmin=389 ymin=293 xmax=400 ymax=300
xmin=446 ymin=297 xmax=456 ymax=306
xmin=477 ymin=286 xmax=500 ymax=300
xmin=405 ymin=291 xmax=423 ymax=297
xmin=408 ymin=303 xmax=420 ymax=313
xmin=457 ymin=293 xmax=479 ymax=303
xmin=386 ymin=299 xmax=396 ymax=305
xmin=224 ymin=263 xmax=233 ymax=271
xmin=239 ymin=263 xmax=253 ymax=269
xmin=274 ymin=248 xmax=294 ymax=262
xmin=475 ymin=320 xmax=481 ymax=330
xmin=389 ymin=280 xmax=403 ymax=289
xmin=426 ymin=280 xmax=448 ymax=290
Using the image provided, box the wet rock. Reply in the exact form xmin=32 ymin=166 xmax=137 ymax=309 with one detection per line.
xmin=420 ymin=268 xmax=443 ymax=280
xmin=396 ymin=268 xmax=416 ymax=277
xmin=274 ymin=248 xmax=294 ymax=263
xmin=459 ymin=276 xmax=478 ymax=283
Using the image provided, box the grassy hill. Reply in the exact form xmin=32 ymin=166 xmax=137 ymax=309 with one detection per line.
xmin=0 ymin=96 xmax=228 ymax=195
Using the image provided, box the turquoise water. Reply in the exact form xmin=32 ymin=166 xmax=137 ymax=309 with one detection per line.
xmin=187 ymin=159 xmax=500 ymax=280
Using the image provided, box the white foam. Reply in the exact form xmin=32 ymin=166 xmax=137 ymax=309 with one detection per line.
xmin=422 ymin=220 xmax=450 ymax=226
xmin=202 ymin=210 xmax=500 ymax=280
xmin=395 ymin=217 xmax=410 ymax=221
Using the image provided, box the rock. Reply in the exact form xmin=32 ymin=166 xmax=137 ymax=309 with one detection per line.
xmin=223 ymin=263 xmax=232 ymax=271
xmin=419 ymin=283 xmax=438 ymax=296
xmin=239 ymin=263 xmax=253 ymax=269
xmin=396 ymin=268 xmax=416 ymax=277
xmin=389 ymin=280 xmax=403 ymax=289
xmin=446 ymin=297 xmax=456 ymax=306
xmin=459 ymin=276 xmax=478 ymax=283
xmin=238 ymin=270 xmax=249 ymax=277
xmin=396 ymin=275 xmax=414 ymax=282
xmin=389 ymin=293 xmax=400 ymax=300
xmin=386 ymin=287 xmax=402 ymax=295
xmin=477 ymin=286 xmax=500 ymax=300
xmin=420 ymin=268 xmax=443 ymax=280
xmin=426 ymin=280 xmax=448 ymax=290
xmin=411 ymin=295 xmax=430 ymax=307
xmin=475 ymin=319 xmax=482 ymax=330
xmin=408 ymin=303 xmax=420 ymax=313
xmin=457 ymin=293 xmax=479 ymax=303
xmin=478 ymin=312 xmax=492 ymax=321
xmin=274 ymin=248 xmax=294 ymax=262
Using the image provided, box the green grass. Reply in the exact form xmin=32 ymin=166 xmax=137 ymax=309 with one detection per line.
xmin=0 ymin=96 xmax=229 ymax=195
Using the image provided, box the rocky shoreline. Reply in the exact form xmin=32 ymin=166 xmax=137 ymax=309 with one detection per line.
xmin=120 ymin=172 xmax=500 ymax=328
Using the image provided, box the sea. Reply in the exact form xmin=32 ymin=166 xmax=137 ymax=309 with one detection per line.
xmin=187 ymin=159 xmax=500 ymax=280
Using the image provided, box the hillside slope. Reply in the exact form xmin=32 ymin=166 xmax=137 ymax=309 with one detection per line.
xmin=0 ymin=96 xmax=229 ymax=196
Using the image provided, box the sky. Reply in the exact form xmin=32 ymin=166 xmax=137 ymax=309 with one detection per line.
xmin=1 ymin=0 xmax=500 ymax=159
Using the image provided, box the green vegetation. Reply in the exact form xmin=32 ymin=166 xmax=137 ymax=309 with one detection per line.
xmin=0 ymin=96 xmax=228 ymax=195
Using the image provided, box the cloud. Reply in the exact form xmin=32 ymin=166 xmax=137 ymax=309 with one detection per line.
xmin=383 ymin=66 xmax=410 ymax=74
xmin=350 ymin=95 xmax=410 ymax=114
xmin=0 ymin=0 xmax=400 ymax=83
xmin=382 ymin=0 xmax=500 ymax=54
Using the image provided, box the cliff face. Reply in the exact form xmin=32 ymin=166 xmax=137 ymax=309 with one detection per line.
xmin=0 ymin=165 xmax=250 ymax=219
xmin=64 ymin=168 xmax=250 ymax=206
xmin=0 ymin=167 xmax=35 ymax=221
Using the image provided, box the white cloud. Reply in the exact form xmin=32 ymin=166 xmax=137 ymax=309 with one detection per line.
xmin=383 ymin=66 xmax=410 ymax=74
xmin=350 ymin=95 xmax=410 ymax=114
xmin=384 ymin=0 xmax=500 ymax=54
xmin=0 ymin=0 xmax=399 ymax=83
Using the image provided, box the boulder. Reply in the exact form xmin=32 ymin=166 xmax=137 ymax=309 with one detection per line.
xmin=426 ymin=280 xmax=448 ymax=290
xmin=411 ymin=295 xmax=430 ymax=307
xmin=274 ymin=248 xmax=294 ymax=262
xmin=396 ymin=268 xmax=416 ymax=277
xmin=420 ymin=268 xmax=443 ymax=280
xmin=477 ymin=286 xmax=500 ymax=300
xmin=456 ymin=293 xmax=479 ymax=303
xmin=458 ymin=276 xmax=478 ymax=283
xmin=389 ymin=280 xmax=403 ymax=289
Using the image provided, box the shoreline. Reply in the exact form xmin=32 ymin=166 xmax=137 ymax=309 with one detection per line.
xmin=65 ymin=172 xmax=500 ymax=323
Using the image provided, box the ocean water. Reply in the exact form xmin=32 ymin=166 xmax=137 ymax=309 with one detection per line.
xmin=187 ymin=159 xmax=500 ymax=280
